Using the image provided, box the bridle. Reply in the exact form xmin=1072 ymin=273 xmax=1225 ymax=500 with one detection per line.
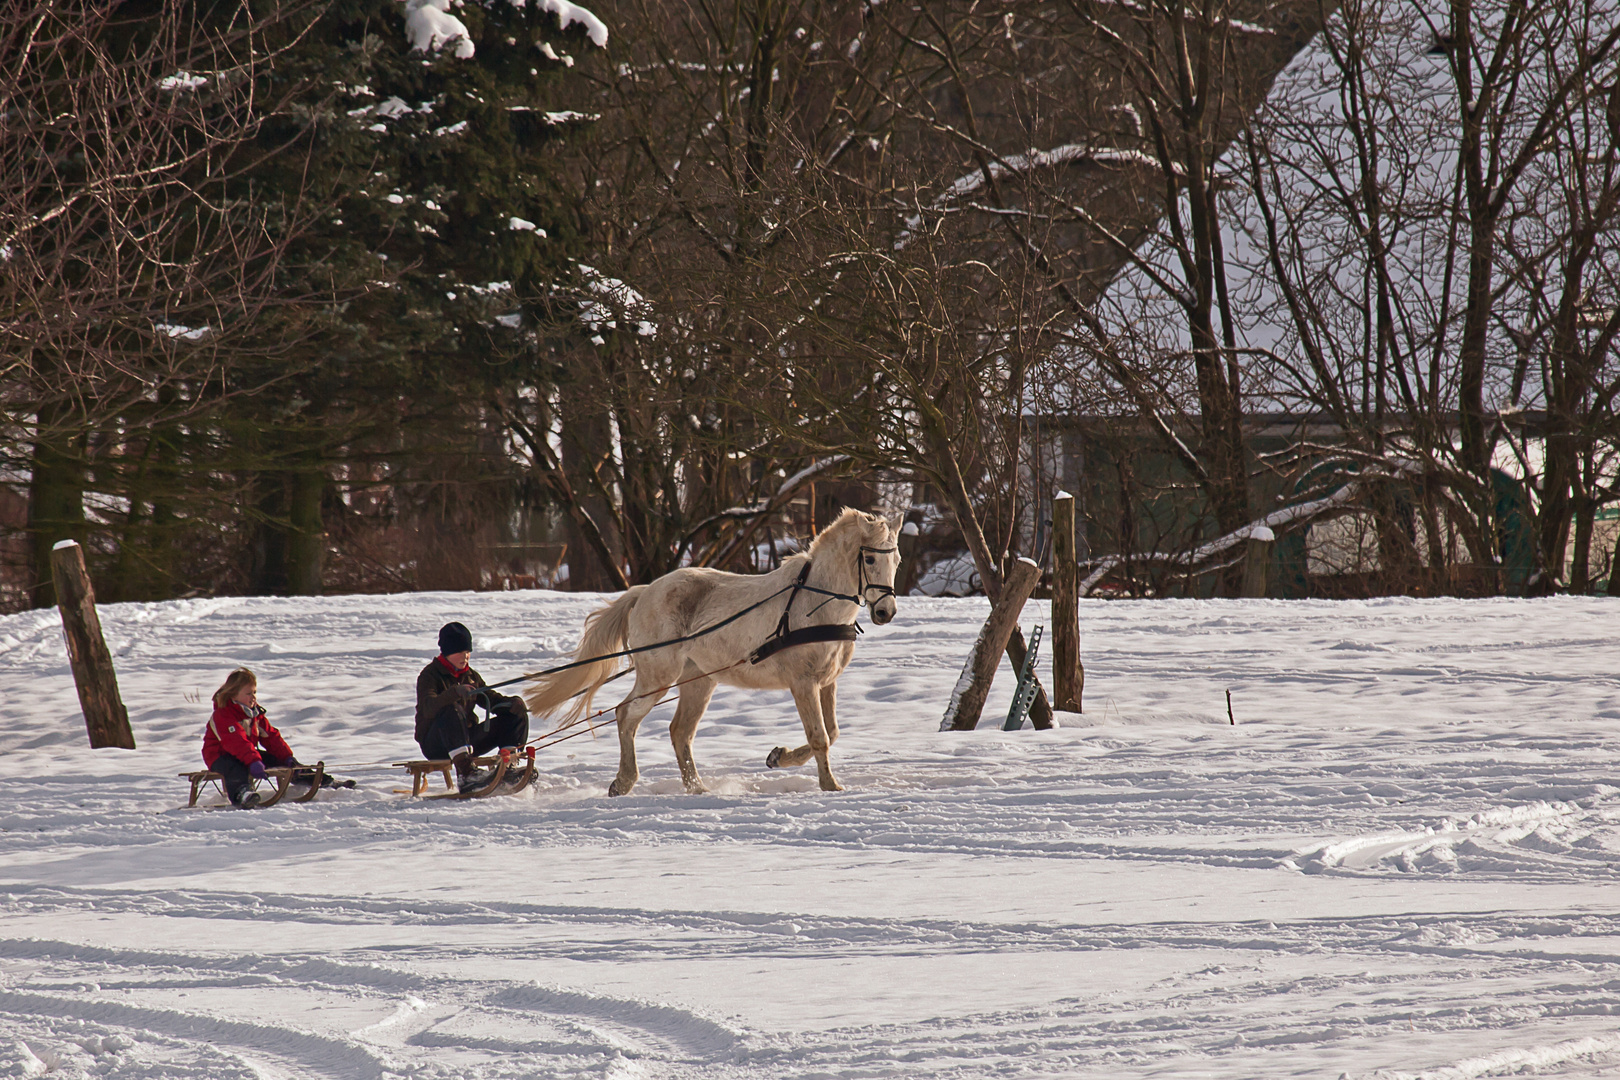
xmin=857 ymin=544 xmax=899 ymax=607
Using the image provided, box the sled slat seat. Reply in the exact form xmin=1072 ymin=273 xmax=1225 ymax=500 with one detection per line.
xmin=391 ymin=755 xmax=510 ymax=796
xmin=179 ymin=762 xmax=327 ymax=808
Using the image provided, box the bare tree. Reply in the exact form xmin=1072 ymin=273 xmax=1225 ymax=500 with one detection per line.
xmin=0 ymin=0 xmax=326 ymax=607
xmin=1238 ymin=0 xmax=1620 ymax=593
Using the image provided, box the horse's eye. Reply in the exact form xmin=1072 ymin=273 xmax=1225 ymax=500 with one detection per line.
xmin=864 ymin=555 xmax=875 ymax=565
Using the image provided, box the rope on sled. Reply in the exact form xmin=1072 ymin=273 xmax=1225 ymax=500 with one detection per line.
xmin=523 ymin=656 xmax=752 ymax=753
xmin=316 ymin=658 xmax=749 ymax=771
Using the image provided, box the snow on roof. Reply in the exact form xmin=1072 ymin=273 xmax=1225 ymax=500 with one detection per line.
xmin=894 ymin=143 xmax=1168 ymax=249
xmin=939 ymin=144 xmax=1164 ymax=207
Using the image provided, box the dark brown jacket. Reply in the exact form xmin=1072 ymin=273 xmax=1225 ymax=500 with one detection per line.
xmin=414 ymin=656 xmax=487 ymax=742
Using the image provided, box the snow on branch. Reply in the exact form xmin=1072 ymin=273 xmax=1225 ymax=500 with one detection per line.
xmin=1077 ymin=458 xmax=1423 ymax=595
xmin=777 ymin=454 xmax=850 ymax=496
xmin=398 ymin=0 xmax=607 ymax=62
xmin=401 ymin=0 xmax=475 ymax=59
xmin=578 ymin=264 xmax=655 ymax=338
xmin=529 ymin=0 xmax=608 ymax=47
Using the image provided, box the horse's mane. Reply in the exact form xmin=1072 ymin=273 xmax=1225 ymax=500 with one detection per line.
xmin=806 ymin=507 xmax=884 ymax=560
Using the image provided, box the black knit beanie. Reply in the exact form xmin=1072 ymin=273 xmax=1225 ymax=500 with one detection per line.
xmin=438 ymin=621 xmax=473 ymax=655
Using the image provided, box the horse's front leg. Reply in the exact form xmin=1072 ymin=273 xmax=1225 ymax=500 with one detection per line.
xmin=819 ymin=681 xmax=839 ymax=746
xmin=785 ymin=682 xmax=842 ymax=792
xmin=609 ymin=679 xmax=665 ymax=797
xmin=767 ymin=682 xmax=841 ymax=773
xmin=669 ymin=673 xmax=716 ymax=794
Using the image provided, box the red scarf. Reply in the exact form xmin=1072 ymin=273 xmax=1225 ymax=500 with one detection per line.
xmin=435 ymin=654 xmax=469 ymax=678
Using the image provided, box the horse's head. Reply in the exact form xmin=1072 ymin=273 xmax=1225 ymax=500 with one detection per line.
xmin=813 ymin=508 xmax=901 ymax=624
xmin=857 ymin=512 xmax=900 ymax=625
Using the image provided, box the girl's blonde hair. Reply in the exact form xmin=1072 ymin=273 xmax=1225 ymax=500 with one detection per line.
xmin=213 ymin=668 xmax=258 ymax=709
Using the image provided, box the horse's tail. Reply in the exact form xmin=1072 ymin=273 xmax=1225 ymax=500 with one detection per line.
xmin=525 ymin=586 xmax=644 ymax=727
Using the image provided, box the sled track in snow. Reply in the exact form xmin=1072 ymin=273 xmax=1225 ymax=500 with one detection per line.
xmin=8 ymin=912 xmax=1620 ymax=1079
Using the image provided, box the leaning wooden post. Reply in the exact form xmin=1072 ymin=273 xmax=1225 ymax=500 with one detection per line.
xmin=50 ymin=540 xmax=135 ymax=749
xmin=940 ymin=557 xmax=1042 ymax=731
xmin=1051 ymin=491 xmax=1083 ymax=712
xmin=1241 ymin=525 xmax=1275 ymax=599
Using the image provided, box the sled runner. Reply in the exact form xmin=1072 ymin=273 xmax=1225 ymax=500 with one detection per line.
xmin=393 ymin=747 xmax=538 ymax=799
xmin=180 ymin=761 xmax=332 ymax=808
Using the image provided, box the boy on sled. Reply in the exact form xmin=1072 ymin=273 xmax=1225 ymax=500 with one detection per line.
xmin=415 ymin=622 xmax=530 ymax=792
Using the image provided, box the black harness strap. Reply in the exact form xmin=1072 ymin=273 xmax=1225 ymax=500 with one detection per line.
xmin=750 ymin=560 xmax=860 ymax=664
xmin=750 ymin=622 xmax=860 ymax=664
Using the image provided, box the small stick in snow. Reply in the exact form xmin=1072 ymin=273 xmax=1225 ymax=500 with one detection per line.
xmin=1226 ymin=689 xmax=1235 ymax=725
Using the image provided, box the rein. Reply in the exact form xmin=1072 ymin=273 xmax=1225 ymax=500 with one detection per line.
xmin=483 ymin=540 xmax=896 ymax=691
xmin=482 ymin=578 xmax=799 ymax=690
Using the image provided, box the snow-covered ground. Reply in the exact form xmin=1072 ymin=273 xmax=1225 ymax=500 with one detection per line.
xmin=2 ymin=592 xmax=1620 ymax=1079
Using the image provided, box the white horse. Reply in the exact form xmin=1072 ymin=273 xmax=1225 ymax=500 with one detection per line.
xmin=525 ymin=509 xmax=900 ymax=796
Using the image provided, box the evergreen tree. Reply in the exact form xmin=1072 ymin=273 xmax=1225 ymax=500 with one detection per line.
xmin=229 ymin=0 xmax=608 ymax=596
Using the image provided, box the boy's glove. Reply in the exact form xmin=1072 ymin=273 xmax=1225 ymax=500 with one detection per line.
xmin=453 ymin=683 xmax=478 ymax=702
xmin=248 ymin=760 xmax=268 ymax=782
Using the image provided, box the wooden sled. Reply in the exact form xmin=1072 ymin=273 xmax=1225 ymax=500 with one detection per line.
xmin=394 ymin=747 xmax=537 ymax=800
xmin=180 ymin=761 xmax=328 ymax=808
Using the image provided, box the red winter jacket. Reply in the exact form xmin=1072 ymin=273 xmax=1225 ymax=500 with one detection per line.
xmin=203 ymin=700 xmax=294 ymax=770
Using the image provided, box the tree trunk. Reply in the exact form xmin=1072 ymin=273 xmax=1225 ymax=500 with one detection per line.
xmin=560 ymin=398 xmax=622 ymax=591
xmin=924 ymin=412 xmax=1054 ymax=728
xmin=940 ymin=558 xmax=1042 ymax=731
xmin=1569 ymin=497 xmax=1595 ymax=594
xmin=1608 ymin=526 xmax=1620 ymax=597
xmin=27 ymin=409 xmax=87 ymax=610
xmin=285 ymin=467 xmax=326 ymax=596
xmin=249 ymin=472 xmax=290 ymax=595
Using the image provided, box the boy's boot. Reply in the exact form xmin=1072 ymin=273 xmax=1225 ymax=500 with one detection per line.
xmin=453 ymin=751 xmax=497 ymax=793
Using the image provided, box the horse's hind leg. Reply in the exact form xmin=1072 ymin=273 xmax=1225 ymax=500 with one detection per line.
xmin=767 ymin=681 xmax=839 ymax=771
xmin=609 ymin=675 xmax=666 ymax=797
xmin=669 ymin=669 xmax=716 ymax=794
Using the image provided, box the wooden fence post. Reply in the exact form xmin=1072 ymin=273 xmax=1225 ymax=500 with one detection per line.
xmin=50 ymin=540 xmax=135 ymax=749
xmin=940 ymin=557 xmax=1042 ymax=731
xmin=1241 ymin=525 xmax=1275 ymax=599
xmin=1051 ymin=491 xmax=1083 ymax=712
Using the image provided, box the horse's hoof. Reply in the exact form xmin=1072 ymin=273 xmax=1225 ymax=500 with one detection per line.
xmin=766 ymin=747 xmax=785 ymax=769
xmin=683 ymin=780 xmax=709 ymax=794
xmin=608 ymin=778 xmax=632 ymax=797
xmin=820 ymin=779 xmax=845 ymax=792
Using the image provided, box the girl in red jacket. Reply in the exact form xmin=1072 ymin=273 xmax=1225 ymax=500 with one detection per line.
xmin=203 ymin=668 xmax=301 ymax=808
